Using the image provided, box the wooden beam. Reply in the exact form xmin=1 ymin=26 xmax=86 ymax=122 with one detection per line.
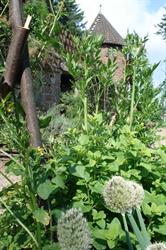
xmin=4 ymin=25 xmax=30 ymax=87
xmin=9 ymin=0 xmax=42 ymax=147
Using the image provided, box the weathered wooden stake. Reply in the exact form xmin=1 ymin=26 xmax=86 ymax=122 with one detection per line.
xmin=4 ymin=25 xmax=30 ymax=87
xmin=9 ymin=0 xmax=42 ymax=147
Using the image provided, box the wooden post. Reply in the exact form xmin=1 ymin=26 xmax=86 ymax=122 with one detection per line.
xmin=4 ymin=25 xmax=30 ymax=87
xmin=9 ymin=0 xmax=42 ymax=147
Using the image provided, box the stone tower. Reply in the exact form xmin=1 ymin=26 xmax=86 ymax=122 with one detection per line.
xmin=90 ymin=12 xmax=125 ymax=80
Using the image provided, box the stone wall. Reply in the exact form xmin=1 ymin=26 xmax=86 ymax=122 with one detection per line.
xmin=100 ymin=45 xmax=125 ymax=81
xmin=37 ymin=70 xmax=62 ymax=110
xmin=114 ymin=50 xmax=125 ymax=81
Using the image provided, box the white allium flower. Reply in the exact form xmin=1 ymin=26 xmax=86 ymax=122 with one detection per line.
xmin=103 ymin=176 xmax=144 ymax=213
xmin=146 ymin=242 xmax=166 ymax=250
xmin=130 ymin=181 xmax=144 ymax=208
xmin=103 ymin=176 xmax=134 ymax=213
xmin=57 ymin=208 xmax=92 ymax=250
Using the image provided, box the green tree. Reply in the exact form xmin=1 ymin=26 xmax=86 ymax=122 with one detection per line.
xmin=157 ymin=7 xmax=166 ymax=120
xmin=157 ymin=6 xmax=166 ymax=41
xmin=52 ymin=0 xmax=85 ymax=35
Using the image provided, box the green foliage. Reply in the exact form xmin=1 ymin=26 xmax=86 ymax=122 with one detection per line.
xmin=1 ymin=108 xmax=166 ymax=249
xmin=44 ymin=115 xmax=166 ymax=248
xmin=157 ymin=6 xmax=166 ymax=41
xmin=52 ymin=0 xmax=85 ymax=35
xmin=24 ymin=0 xmax=50 ymax=37
xmin=63 ymin=34 xmax=117 ymax=130
xmin=0 ymin=14 xmax=10 ymax=73
xmin=123 ymin=33 xmax=165 ymax=132
xmin=61 ymin=32 xmax=165 ymax=143
xmin=0 ymin=1 xmax=166 ymax=249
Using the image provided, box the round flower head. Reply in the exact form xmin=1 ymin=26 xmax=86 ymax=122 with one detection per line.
xmin=130 ymin=181 xmax=144 ymax=208
xmin=146 ymin=242 xmax=166 ymax=250
xmin=57 ymin=208 xmax=92 ymax=250
xmin=103 ymin=176 xmax=144 ymax=213
xmin=103 ymin=176 xmax=134 ymax=213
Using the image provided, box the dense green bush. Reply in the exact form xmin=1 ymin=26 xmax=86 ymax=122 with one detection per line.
xmin=0 ymin=113 xmax=166 ymax=249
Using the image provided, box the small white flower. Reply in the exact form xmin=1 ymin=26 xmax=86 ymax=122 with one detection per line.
xmin=146 ymin=242 xmax=166 ymax=250
xmin=57 ymin=208 xmax=92 ymax=250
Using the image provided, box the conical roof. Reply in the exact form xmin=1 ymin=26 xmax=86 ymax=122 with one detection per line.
xmin=90 ymin=13 xmax=124 ymax=46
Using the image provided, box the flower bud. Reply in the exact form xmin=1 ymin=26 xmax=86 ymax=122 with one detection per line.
xmin=57 ymin=208 xmax=92 ymax=250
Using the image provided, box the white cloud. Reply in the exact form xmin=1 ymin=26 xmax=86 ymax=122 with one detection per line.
xmin=76 ymin=0 xmax=166 ymax=84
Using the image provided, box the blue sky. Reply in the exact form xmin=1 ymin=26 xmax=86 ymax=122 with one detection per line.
xmin=148 ymin=0 xmax=166 ymax=12
xmin=76 ymin=0 xmax=166 ymax=85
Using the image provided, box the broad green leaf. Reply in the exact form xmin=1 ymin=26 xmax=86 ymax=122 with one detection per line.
xmin=107 ymin=163 xmax=119 ymax=172
xmin=72 ymin=165 xmax=90 ymax=180
xmin=92 ymin=209 xmax=106 ymax=220
xmin=157 ymin=150 xmax=166 ymax=164
xmin=140 ymin=163 xmax=152 ymax=171
xmin=33 ymin=208 xmax=50 ymax=226
xmin=142 ymin=203 xmax=151 ymax=216
xmin=161 ymin=182 xmax=166 ymax=191
xmin=107 ymin=239 xmax=116 ymax=249
xmin=102 ymin=155 xmax=114 ymax=160
xmin=106 ymin=217 xmax=122 ymax=240
xmin=73 ymin=201 xmax=92 ymax=212
xmin=151 ymin=203 xmax=166 ymax=215
xmin=51 ymin=209 xmax=62 ymax=219
xmin=52 ymin=175 xmax=65 ymax=189
xmin=89 ymin=159 xmax=96 ymax=167
xmin=37 ymin=180 xmax=55 ymax=200
xmin=130 ymin=151 xmax=137 ymax=157
xmin=94 ymin=151 xmax=101 ymax=159
xmin=93 ymin=229 xmax=107 ymax=240
xmin=78 ymin=134 xmax=89 ymax=145
xmin=90 ymin=182 xmax=104 ymax=194
xmin=96 ymin=219 xmax=106 ymax=229
xmin=154 ymin=225 xmax=166 ymax=235
xmin=109 ymin=153 xmax=125 ymax=171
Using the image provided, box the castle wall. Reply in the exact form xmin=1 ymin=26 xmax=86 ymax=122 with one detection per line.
xmin=100 ymin=46 xmax=125 ymax=81
xmin=37 ymin=70 xmax=61 ymax=110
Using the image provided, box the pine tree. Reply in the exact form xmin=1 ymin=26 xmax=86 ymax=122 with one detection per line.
xmin=157 ymin=6 xmax=166 ymax=41
xmin=52 ymin=0 xmax=85 ymax=35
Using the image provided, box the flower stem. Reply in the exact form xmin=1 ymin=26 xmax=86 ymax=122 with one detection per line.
xmin=136 ymin=207 xmax=151 ymax=247
xmin=83 ymin=96 xmax=88 ymax=131
xmin=129 ymin=65 xmax=136 ymax=130
xmin=122 ymin=214 xmax=133 ymax=250
xmin=127 ymin=213 xmax=146 ymax=250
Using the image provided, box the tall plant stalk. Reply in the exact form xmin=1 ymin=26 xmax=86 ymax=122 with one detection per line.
xmin=83 ymin=96 xmax=88 ymax=131
xmin=24 ymin=152 xmax=42 ymax=249
xmin=122 ymin=214 xmax=133 ymax=250
xmin=127 ymin=213 xmax=147 ymax=250
xmin=129 ymin=65 xmax=136 ymax=130
xmin=136 ymin=207 xmax=151 ymax=246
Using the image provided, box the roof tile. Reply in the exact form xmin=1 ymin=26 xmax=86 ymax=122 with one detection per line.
xmin=90 ymin=13 xmax=124 ymax=46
